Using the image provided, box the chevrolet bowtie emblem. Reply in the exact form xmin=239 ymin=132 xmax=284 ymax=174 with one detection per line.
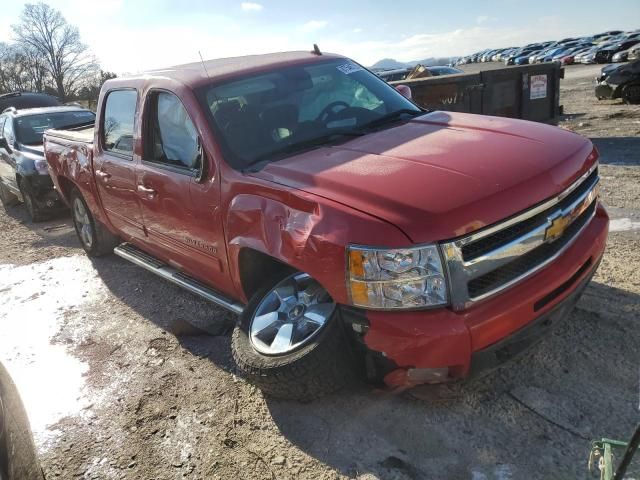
xmin=544 ymin=213 xmax=571 ymax=243
xmin=544 ymin=182 xmax=598 ymax=243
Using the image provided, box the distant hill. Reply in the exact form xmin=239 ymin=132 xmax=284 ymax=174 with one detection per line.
xmin=370 ymin=58 xmax=412 ymax=70
xmin=370 ymin=57 xmax=458 ymax=70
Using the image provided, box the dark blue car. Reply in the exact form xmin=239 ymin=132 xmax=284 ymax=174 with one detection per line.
xmin=0 ymin=106 xmax=95 ymax=221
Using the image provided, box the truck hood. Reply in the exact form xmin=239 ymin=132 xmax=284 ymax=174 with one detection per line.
xmin=18 ymin=144 xmax=45 ymax=158
xmin=251 ymin=111 xmax=596 ymax=243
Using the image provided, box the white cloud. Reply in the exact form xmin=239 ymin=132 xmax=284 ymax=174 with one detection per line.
xmin=299 ymin=20 xmax=328 ymax=33
xmin=241 ymin=2 xmax=263 ymax=12
xmin=86 ymin=22 xmax=294 ymax=74
xmin=40 ymin=8 xmax=594 ymax=74
xmin=476 ymin=15 xmax=490 ymax=24
xmin=353 ymin=28 xmax=363 ymax=33
xmin=318 ymin=18 xmax=591 ymax=65
xmin=65 ymin=0 xmax=123 ymax=19
xmin=87 ymin=17 xmax=579 ymax=74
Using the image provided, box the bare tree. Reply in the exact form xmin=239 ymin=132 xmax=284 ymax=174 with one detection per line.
xmin=21 ymin=46 xmax=48 ymax=92
xmin=76 ymin=70 xmax=117 ymax=109
xmin=11 ymin=2 xmax=98 ymax=101
xmin=0 ymin=43 xmax=37 ymax=93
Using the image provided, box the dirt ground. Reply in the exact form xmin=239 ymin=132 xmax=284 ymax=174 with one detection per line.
xmin=1 ymin=63 xmax=639 ymax=480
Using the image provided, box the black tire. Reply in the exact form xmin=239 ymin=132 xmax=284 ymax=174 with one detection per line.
xmin=0 ymin=182 xmax=19 ymax=208
xmin=70 ymin=189 xmax=119 ymax=257
xmin=622 ymin=84 xmax=640 ymax=105
xmin=232 ymin=274 xmax=360 ymax=402
xmin=18 ymin=178 xmax=45 ymax=222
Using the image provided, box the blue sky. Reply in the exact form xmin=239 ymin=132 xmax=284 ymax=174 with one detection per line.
xmin=1 ymin=0 xmax=639 ymax=73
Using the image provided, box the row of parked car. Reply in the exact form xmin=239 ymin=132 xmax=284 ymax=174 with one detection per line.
xmin=457 ymin=29 xmax=640 ymax=66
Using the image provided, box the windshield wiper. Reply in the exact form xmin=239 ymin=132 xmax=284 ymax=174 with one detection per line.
xmin=244 ymin=129 xmax=366 ymax=171
xmin=361 ymin=108 xmax=423 ymax=131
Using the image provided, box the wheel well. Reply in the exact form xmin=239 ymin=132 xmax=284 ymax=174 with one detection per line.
xmin=238 ymin=248 xmax=295 ymax=300
xmin=56 ymin=176 xmax=76 ymax=203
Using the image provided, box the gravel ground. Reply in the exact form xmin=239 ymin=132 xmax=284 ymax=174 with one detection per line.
xmin=0 ymin=63 xmax=639 ymax=480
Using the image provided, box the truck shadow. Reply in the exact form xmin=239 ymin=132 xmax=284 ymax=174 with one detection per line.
xmin=88 ymin=254 xmax=238 ymax=361
xmin=592 ymin=137 xmax=640 ymax=165
xmin=260 ymin=281 xmax=639 ymax=479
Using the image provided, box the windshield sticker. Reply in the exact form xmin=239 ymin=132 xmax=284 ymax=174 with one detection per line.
xmin=337 ymin=63 xmax=364 ymax=75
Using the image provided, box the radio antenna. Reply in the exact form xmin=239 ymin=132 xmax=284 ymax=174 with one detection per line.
xmin=198 ymin=51 xmax=211 ymax=79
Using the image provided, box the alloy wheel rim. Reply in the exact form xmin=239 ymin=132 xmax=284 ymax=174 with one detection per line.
xmin=73 ymin=198 xmax=93 ymax=249
xmin=249 ymin=273 xmax=335 ymax=355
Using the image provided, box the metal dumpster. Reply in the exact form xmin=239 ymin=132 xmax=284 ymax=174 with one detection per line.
xmin=390 ymin=63 xmax=564 ymax=124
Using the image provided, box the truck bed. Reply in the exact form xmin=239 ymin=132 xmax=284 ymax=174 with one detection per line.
xmin=45 ymin=125 xmax=94 ymax=144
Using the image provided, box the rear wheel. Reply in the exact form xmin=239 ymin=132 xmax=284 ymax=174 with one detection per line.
xmin=0 ymin=182 xmax=19 ymax=209
xmin=232 ymin=272 xmax=360 ymax=401
xmin=19 ymin=178 xmax=45 ymax=222
xmin=622 ymin=84 xmax=640 ymax=105
xmin=71 ymin=190 xmax=119 ymax=257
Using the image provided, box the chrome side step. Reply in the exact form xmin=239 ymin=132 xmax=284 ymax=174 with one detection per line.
xmin=114 ymin=243 xmax=244 ymax=315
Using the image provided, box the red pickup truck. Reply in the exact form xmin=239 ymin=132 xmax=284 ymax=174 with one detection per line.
xmin=44 ymin=51 xmax=608 ymax=401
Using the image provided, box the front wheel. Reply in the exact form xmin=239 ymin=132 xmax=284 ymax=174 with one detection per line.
xmin=232 ymin=273 xmax=360 ymax=401
xmin=19 ymin=178 xmax=45 ymax=222
xmin=71 ymin=190 xmax=119 ymax=257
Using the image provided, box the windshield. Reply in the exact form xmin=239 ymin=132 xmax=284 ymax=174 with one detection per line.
xmin=15 ymin=110 xmax=95 ymax=145
xmin=200 ymin=58 xmax=421 ymax=169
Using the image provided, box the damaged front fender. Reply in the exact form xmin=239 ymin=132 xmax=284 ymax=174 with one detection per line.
xmin=224 ymin=181 xmax=412 ymax=305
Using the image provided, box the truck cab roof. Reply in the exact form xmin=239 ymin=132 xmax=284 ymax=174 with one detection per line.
xmin=110 ymin=50 xmax=345 ymax=89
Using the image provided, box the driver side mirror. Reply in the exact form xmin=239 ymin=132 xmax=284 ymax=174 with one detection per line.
xmin=395 ymin=84 xmax=412 ymax=100
xmin=0 ymin=137 xmax=11 ymax=153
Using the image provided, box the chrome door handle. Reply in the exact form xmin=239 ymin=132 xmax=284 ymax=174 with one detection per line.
xmin=137 ymin=185 xmax=157 ymax=196
xmin=96 ymin=170 xmax=111 ymax=179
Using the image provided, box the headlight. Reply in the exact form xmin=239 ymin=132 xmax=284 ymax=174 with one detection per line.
xmin=347 ymin=244 xmax=448 ymax=310
xmin=34 ymin=158 xmax=49 ymax=175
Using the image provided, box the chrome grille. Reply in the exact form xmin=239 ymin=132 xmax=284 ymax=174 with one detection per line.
xmin=461 ymin=167 xmax=599 ymax=262
xmin=441 ymin=163 xmax=600 ymax=310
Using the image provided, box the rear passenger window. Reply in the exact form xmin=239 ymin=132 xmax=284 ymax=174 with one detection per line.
xmin=145 ymin=92 xmax=200 ymax=171
xmin=102 ymin=90 xmax=137 ymax=157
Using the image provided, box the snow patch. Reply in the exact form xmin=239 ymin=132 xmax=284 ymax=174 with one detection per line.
xmin=0 ymin=255 xmax=107 ymax=449
xmin=609 ymin=217 xmax=640 ymax=232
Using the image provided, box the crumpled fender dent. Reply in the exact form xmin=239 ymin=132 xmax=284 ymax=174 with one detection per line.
xmin=224 ymin=184 xmax=412 ymax=306
xmin=226 ymin=192 xmax=350 ymax=304
xmin=228 ymin=194 xmax=320 ymax=261
xmin=45 ymin=137 xmax=111 ymax=229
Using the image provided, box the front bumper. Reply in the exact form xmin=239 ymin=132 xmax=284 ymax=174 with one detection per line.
xmin=362 ymin=204 xmax=609 ymax=389
xmin=595 ymin=83 xmax=619 ymax=100
xmin=468 ymin=255 xmax=597 ymax=378
xmin=28 ymin=175 xmax=65 ymax=211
